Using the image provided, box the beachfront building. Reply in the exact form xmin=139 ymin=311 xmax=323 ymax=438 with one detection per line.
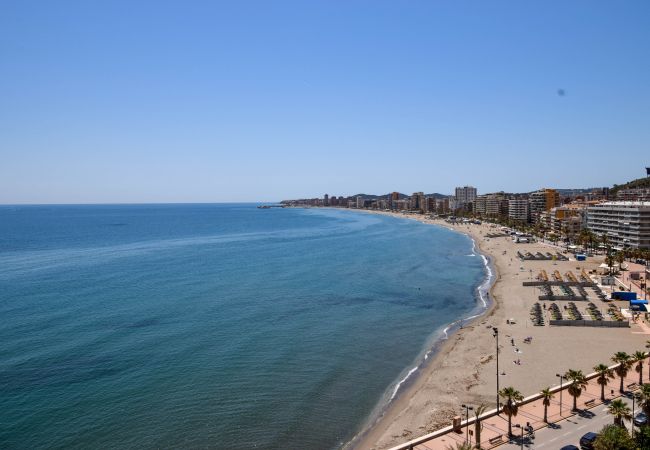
xmin=530 ymin=188 xmax=560 ymax=223
xmin=389 ymin=192 xmax=400 ymax=210
xmin=455 ymin=186 xmax=477 ymax=211
xmin=410 ymin=192 xmax=425 ymax=211
xmin=473 ymin=195 xmax=487 ymax=216
xmin=587 ymin=201 xmax=650 ymax=249
xmin=539 ymin=204 xmax=586 ymax=240
xmin=508 ymin=198 xmax=530 ymax=223
xmin=436 ymin=198 xmax=450 ymax=214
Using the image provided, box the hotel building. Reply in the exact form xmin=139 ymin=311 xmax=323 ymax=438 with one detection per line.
xmin=508 ymin=198 xmax=530 ymax=223
xmin=587 ymin=201 xmax=650 ymax=249
xmin=455 ymin=186 xmax=477 ymax=211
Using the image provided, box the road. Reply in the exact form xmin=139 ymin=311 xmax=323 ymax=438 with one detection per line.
xmin=500 ymin=396 xmax=638 ymax=449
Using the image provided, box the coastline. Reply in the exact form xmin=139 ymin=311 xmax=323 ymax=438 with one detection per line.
xmin=344 ymin=210 xmax=500 ymax=450
xmin=344 ymin=209 xmax=648 ymax=450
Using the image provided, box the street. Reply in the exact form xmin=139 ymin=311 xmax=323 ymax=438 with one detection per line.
xmin=500 ymin=396 xmax=637 ymax=449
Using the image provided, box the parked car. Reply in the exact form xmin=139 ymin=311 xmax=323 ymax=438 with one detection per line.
xmin=579 ymin=432 xmax=598 ymax=450
xmin=560 ymin=445 xmax=579 ymax=450
xmin=635 ymin=411 xmax=648 ymax=426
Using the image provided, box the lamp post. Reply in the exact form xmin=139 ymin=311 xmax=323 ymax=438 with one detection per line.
xmin=632 ymin=395 xmax=636 ymax=438
xmin=556 ymin=373 xmax=564 ymax=417
xmin=514 ymin=424 xmax=524 ymax=450
xmin=462 ymin=404 xmax=474 ymax=444
xmin=493 ymin=327 xmax=500 ymax=410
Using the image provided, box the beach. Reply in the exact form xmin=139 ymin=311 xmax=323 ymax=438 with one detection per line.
xmin=351 ymin=211 xmax=649 ymax=450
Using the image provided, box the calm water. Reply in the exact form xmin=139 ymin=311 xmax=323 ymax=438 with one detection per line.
xmin=0 ymin=204 xmax=487 ymax=449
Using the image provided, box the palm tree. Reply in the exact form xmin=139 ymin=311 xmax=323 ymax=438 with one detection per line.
xmin=565 ymin=369 xmax=588 ymax=411
xmin=540 ymin=387 xmax=554 ymax=423
xmin=634 ymin=351 xmax=648 ymax=385
xmin=645 ymin=341 xmax=650 ymax=382
xmin=607 ymin=398 xmax=632 ymax=427
xmin=473 ymin=403 xmax=487 ymax=449
xmin=594 ymin=363 xmax=615 ymax=402
xmin=606 ymin=251 xmax=615 ymax=275
xmin=612 ymin=352 xmax=632 ymax=393
xmin=636 ymin=384 xmax=650 ymax=418
xmin=499 ymin=386 xmax=524 ymax=437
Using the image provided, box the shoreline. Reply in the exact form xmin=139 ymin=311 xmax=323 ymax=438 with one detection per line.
xmin=342 ymin=210 xmax=500 ymax=450
xmin=340 ymin=209 xmax=647 ymax=450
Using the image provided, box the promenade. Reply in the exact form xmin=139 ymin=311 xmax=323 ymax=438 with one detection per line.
xmin=390 ymin=364 xmax=646 ymax=450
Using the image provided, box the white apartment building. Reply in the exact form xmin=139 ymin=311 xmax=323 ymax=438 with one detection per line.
xmin=455 ymin=186 xmax=477 ymax=210
xmin=587 ymin=201 xmax=650 ymax=249
xmin=508 ymin=198 xmax=530 ymax=223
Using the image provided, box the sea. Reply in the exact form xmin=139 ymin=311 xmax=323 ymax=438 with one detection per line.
xmin=0 ymin=204 xmax=489 ymax=449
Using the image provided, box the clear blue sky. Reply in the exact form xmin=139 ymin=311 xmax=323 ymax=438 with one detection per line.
xmin=1 ymin=1 xmax=649 ymax=203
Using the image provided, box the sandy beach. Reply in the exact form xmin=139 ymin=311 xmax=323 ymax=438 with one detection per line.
xmin=350 ymin=211 xmax=650 ymax=450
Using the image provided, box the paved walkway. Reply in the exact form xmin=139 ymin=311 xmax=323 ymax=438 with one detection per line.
xmin=407 ymin=370 xmax=645 ymax=450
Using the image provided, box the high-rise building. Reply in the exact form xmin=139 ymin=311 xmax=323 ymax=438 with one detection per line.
xmin=508 ymin=198 xmax=530 ymax=223
xmin=356 ymin=196 xmax=364 ymax=209
xmin=455 ymin=186 xmax=477 ymax=210
xmin=474 ymin=192 xmax=509 ymax=217
xmin=530 ymin=188 xmax=560 ymax=222
xmin=587 ymin=201 xmax=650 ymax=249
xmin=323 ymin=194 xmax=329 ymax=206
xmin=409 ymin=192 xmax=426 ymax=211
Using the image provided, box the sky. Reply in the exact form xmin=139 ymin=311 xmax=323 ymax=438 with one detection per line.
xmin=1 ymin=1 xmax=649 ymax=203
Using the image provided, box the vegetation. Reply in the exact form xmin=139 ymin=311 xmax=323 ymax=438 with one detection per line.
xmin=635 ymin=425 xmax=650 ymax=449
xmin=499 ymin=386 xmax=524 ymax=437
xmin=594 ymin=424 xmax=636 ymax=450
xmin=565 ymin=369 xmax=588 ymax=411
xmin=540 ymin=387 xmax=553 ymax=423
xmin=634 ymin=351 xmax=648 ymax=385
xmin=473 ymin=403 xmax=487 ymax=449
xmin=612 ymin=352 xmax=633 ymax=393
xmin=636 ymin=384 xmax=650 ymax=418
xmin=610 ymin=176 xmax=650 ymax=196
xmin=594 ymin=363 xmax=615 ymax=402
xmin=607 ymin=398 xmax=632 ymax=427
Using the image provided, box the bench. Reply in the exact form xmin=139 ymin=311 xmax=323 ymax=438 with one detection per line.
xmin=628 ymin=383 xmax=639 ymax=391
xmin=584 ymin=399 xmax=596 ymax=407
xmin=489 ymin=435 xmax=504 ymax=445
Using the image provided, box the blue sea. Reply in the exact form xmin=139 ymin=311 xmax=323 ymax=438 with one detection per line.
xmin=0 ymin=204 xmax=488 ymax=449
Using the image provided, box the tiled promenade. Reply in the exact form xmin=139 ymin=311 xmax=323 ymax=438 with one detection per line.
xmin=391 ymin=368 xmax=645 ymax=450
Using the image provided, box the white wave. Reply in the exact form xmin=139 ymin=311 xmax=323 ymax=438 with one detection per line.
xmin=390 ymin=366 xmax=418 ymax=401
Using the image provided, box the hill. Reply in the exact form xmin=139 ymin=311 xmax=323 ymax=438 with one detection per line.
xmin=610 ymin=176 xmax=650 ymax=195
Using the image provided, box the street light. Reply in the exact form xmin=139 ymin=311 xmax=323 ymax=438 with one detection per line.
xmin=513 ymin=424 xmax=524 ymax=450
xmin=632 ymin=395 xmax=636 ymax=438
xmin=461 ymin=404 xmax=474 ymax=444
xmin=493 ymin=327 xmax=500 ymax=409
xmin=556 ymin=373 xmax=565 ymax=417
